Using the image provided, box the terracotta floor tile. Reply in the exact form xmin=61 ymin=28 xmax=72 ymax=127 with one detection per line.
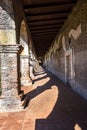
xmin=22 ymin=126 xmax=34 ymax=130
xmin=0 ymin=125 xmax=21 ymax=130
xmin=23 ymin=119 xmax=34 ymax=126
xmin=0 ymin=70 xmax=87 ymax=130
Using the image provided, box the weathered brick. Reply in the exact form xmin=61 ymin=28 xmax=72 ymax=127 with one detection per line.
xmin=44 ymin=0 xmax=87 ymax=100
xmin=0 ymin=45 xmax=23 ymax=111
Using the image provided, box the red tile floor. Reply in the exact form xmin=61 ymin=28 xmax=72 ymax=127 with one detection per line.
xmin=0 ymin=69 xmax=87 ymax=130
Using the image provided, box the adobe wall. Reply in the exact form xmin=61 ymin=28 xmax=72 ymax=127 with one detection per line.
xmin=44 ymin=0 xmax=87 ymax=100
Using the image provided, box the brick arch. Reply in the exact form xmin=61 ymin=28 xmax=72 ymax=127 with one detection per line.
xmin=19 ymin=20 xmax=32 ymax=86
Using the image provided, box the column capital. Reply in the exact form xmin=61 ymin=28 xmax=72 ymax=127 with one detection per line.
xmin=0 ymin=44 xmax=23 ymax=53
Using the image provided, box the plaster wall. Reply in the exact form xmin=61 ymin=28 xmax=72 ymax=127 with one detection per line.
xmin=44 ymin=0 xmax=87 ymax=100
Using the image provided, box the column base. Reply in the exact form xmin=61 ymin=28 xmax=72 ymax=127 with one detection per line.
xmin=21 ymin=79 xmax=32 ymax=86
xmin=0 ymin=96 xmax=23 ymax=112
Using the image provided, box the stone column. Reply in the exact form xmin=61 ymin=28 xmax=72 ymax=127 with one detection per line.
xmin=30 ymin=60 xmax=35 ymax=79
xmin=34 ymin=59 xmax=40 ymax=72
xmin=0 ymin=45 xmax=23 ymax=112
xmin=29 ymin=52 xmax=35 ymax=80
xmin=20 ymin=55 xmax=32 ymax=86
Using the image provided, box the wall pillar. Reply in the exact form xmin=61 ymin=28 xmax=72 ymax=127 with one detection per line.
xmin=0 ymin=45 xmax=23 ymax=112
xmin=29 ymin=52 xmax=35 ymax=79
xmin=34 ymin=59 xmax=40 ymax=72
xmin=30 ymin=60 xmax=35 ymax=79
xmin=20 ymin=55 xmax=32 ymax=86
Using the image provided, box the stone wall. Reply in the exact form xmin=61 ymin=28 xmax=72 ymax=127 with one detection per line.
xmin=44 ymin=0 xmax=87 ymax=100
xmin=0 ymin=56 xmax=1 ymax=95
xmin=0 ymin=0 xmax=16 ymax=45
xmin=0 ymin=0 xmax=24 ymax=111
xmin=0 ymin=0 xmax=16 ymax=96
xmin=13 ymin=0 xmax=25 ymax=44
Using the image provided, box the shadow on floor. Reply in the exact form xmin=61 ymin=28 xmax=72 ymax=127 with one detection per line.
xmin=23 ymin=70 xmax=87 ymax=130
xmin=22 ymin=72 xmax=52 ymax=108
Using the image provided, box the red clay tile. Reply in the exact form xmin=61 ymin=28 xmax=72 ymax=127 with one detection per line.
xmin=0 ymin=70 xmax=87 ymax=130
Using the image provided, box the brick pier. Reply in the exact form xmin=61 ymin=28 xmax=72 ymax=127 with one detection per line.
xmin=0 ymin=45 xmax=23 ymax=112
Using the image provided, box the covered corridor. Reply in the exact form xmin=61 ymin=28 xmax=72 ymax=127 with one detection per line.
xmin=0 ymin=69 xmax=87 ymax=130
xmin=0 ymin=0 xmax=87 ymax=129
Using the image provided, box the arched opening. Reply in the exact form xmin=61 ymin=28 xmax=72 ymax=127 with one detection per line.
xmin=0 ymin=60 xmax=1 ymax=95
xmin=19 ymin=20 xmax=31 ymax=86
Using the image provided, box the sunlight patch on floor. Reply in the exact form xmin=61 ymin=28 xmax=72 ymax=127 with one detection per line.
xmin=74 ymin=123 xmax=82 ymax=130
xmin=34 ymin=77 xmax=50 ymax=87
xmin=27 ymin=85 xmax=58 ymax=119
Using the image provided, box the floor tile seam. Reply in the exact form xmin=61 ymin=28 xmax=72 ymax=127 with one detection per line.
xmin=20 ymin=110 xmax=27 ymax=130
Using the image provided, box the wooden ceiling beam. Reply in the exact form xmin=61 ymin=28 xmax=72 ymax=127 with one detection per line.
xmin=23 ymin=0 xmax=76 ymax=8
xmin=27 ymin=12 xmax=68 ymax=21
xmin=29 ymin=19 xmax=64 ymax=26
xmin=22 ymin=0 xmax=77 ymax=57
xmin=27 ymin=17 xmax=66 ymax=23
xmin=29 ymin=24 xmax=62 ymax=30
xmin=25 ymin=10 xmax=70 ymax=16
xmin=30 ymin=28 xmax=60 ymax=33
xmin=33 ymin=37 xmax=54 ymax=41
xmin=32 ymin=31 xmax=57 ymax=35
xmin=32 ymin=34 xmax=56 ymax=38
xmin=32 ymin=35 xmax=55 ymax=39
xmin=31 ymin=33 xmax=57 ymax=38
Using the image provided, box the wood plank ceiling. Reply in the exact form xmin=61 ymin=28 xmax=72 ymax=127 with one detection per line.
xmin=22 ymin=0 xmax=77 ymax=57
